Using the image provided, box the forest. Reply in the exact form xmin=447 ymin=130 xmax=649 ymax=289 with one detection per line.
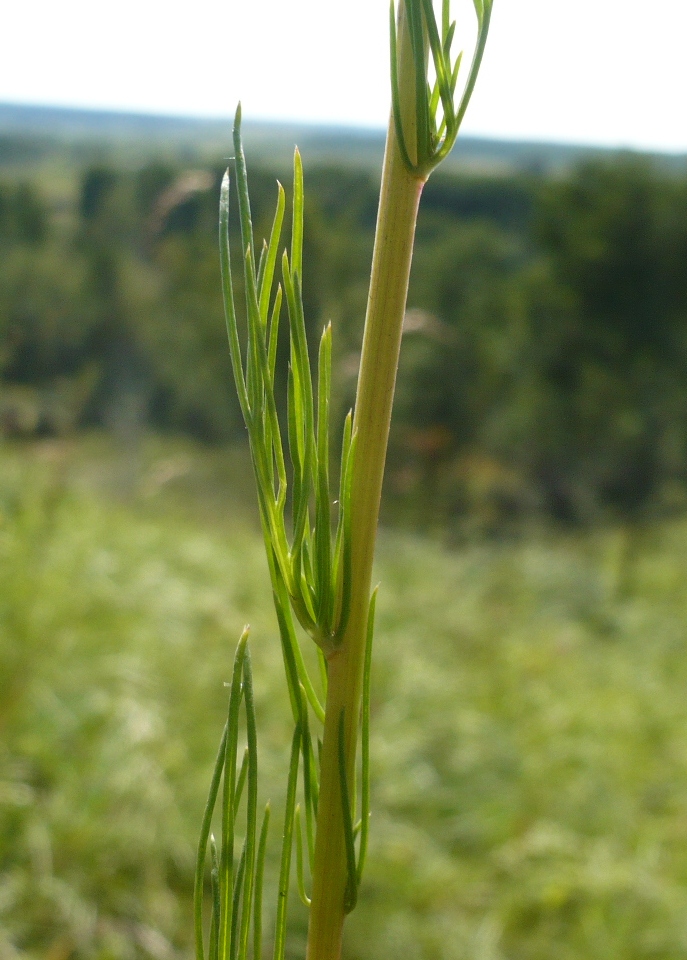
xmin=3 ymin=122 xmax=687 ymax=530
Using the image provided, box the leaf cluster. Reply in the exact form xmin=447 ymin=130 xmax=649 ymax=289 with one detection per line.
xmin=220 ymin=106 xmax=355 ymax=657
xmin=194 ymin=108 xmax=380 ymax=959
xmin=390 ymin=0 xmax=493 ymax=179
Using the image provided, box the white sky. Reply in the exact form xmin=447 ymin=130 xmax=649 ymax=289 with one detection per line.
xmin=2 ymin=0 xmax=686 ymax=153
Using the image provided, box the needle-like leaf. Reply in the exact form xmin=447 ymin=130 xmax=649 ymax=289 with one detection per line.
xmin=259 ymin=182 xmax=286 ymax=325
xmin=273 ymin=724 xmax=301 ymax=960
xmin=218 ymin=629 xmax=249 ymax=960
xmin=237 ymin=650 xmax=259 ymax=960
xmin=291 ymin=149 xmax=304 ymax=281
xmin=294 ymin=806 xmax=312 ymax=908
xmin=315 ymin=324 xmax=333 ymax=632
xmin=253 ymin=804 xmax=270 ymax=960
xmin=194 ymin=724 xmax=228 ymax=960
xmin=338 ymin=710 xmax=358 ymax=915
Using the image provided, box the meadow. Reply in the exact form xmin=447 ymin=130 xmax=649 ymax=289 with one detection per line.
xmin=3 ymin=436 xmax=687 ymax=960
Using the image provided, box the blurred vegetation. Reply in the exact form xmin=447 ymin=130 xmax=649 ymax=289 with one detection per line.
xmin=3 ymin=439 xmax=687 ymax=960
xmin=3 ymin=119 xmax=687 ymax=959
xmin=2 ymin=130 xmax=687 ymax=527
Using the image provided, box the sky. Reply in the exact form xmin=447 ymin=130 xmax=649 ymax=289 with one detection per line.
xmin=2 ymin=0 xmax=686 ymax=153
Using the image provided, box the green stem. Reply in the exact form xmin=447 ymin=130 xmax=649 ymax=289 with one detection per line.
xmin=305 ymin=6 xmax=425 ymax=957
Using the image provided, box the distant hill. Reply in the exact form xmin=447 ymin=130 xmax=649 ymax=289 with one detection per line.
xmin=1 ymin=101 xmax=686 ymax=176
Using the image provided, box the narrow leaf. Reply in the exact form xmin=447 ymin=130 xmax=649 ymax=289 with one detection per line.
xmin=259 ymin=182 xmax=286 ymax=325
xmin=338 ymin=710 xmax=358 ymax=914
xmin=314 ymin=324 xmax=333 ymax=633
xmin=253 ymin=804 xmax=270 ymax=960
xmin=237 ymin=650 xmax=259 ymax=960
xmin=291 ymin=148 xmax=304 ymax=280
xmin=298 ymin=685 xmax=317 ymax=874
xmin=273 ymin=724 xmax=301 ymax=960
xmin=389 ymin=0 xmax=416 ymax=173
xmin=232 ymin=104 xmax=256 ymax=293
xmin=421 ymin=0 xmax=454 ymax=136
xmin=229 ymin=840 xmax=246 ymax=960
xmin=334 ymin=428 xmax=357 ymax=642
xmin=218 ymin=629 xmax=249 ymax=960
xmin=294 ymin=806 xmax=312 ymax=907
xmin=194 ymin=723 xmax=228 ymax=960
xmin=209 ymin=837 xmax=221 ymax=960
xmin=219 ymin=170 xmax=250 ymax=422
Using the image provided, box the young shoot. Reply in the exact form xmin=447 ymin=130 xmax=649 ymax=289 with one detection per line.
xmin=195 ymin=3 xmax=493 ymax=959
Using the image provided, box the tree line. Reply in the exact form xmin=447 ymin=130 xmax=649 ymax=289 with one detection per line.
xmin=2 ymin=146 xmax=687 ymax=524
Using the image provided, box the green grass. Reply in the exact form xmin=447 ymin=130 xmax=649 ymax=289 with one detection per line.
xmin=2 ymin=437 xmax=687 ymax=960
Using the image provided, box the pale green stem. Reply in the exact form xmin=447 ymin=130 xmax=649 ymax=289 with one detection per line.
xmin=305 ymin=5 xmax=425 ymax=958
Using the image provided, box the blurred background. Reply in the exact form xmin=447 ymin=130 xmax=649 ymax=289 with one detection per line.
xmin=3 ymin=1 xmax=687 ymax=958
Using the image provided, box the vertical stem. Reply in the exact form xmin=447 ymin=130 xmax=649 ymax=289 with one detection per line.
xmin=306 ymin=5 xmax=425 ymax=958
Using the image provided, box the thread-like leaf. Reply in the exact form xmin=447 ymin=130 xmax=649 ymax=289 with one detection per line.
xmin=283 ymin=265 xmax=315 ymax=550
xmin=389 ymin=1 xmax=416 ymax=173
xmin=209 ymin=837 xmax=221 ymax=960
xmin=256 ymin=240 xmax=268 ymax=304
xmin=338 ymin=710 xmax=358 ymax=914
xmin=332 ymin=412 xmax=353 ymax=639
xmin=444 ymin=19 xmax=456 ymax=56
xmin=294 ymin=806 xmax=312 ymax=907
xmin=421 ymin=0 xmax=454 ymax=130
xmin=245 ymin=244 xmax=288 ymax=524
xmin=286 ymin=361 xmax=302 ymax=510
xmin=243 ymin=245 xmax=264 ymax=431
xmin=298 ymin=686 xmax=317 ymax=874
xmin=233 ymin=747 xmax=249 ymax=818
xmin=232 ymin=105 xmax=256 ymax=295
xmin=219 ymin=171 xmax=250 ymax=423
xmin=272 ymin=566 xmax=325 ymax=724
xmin=407 ymin=0 xmax=430 ymax=168
xmin=194 ymin=723 xmax=228 ymax=960
xmin=429 ymin=77 xmax=442 ymax=122
xmin=253 ymin=804 xmax=270 ymax=960
xmin=291 ymin=149 xmax=304 ymax=281
xmin=253 ymin=471 xmax=291 ymax=593
xmin=334 ymin=428 xmax=357 ymax=642
xmin=229 ymin=840 xmax=246 ymax=960
xmin=451 ymin=49 xmax=463 ymax=96
xmin=453 ymin=0 xmax=493 ymax=133
xmin=317 ymin=648 xmax=328 ymax=701
xmin=390 ymin=0 xmax=492 ymax=176
xmin=315 ymin=325 xmax=333 ymax=632
xmin=267 ymin=286 xmax=283 ymax=389
xmin=273 ymin=724 xmax=301 ymax=960
xmin=259 ymin=182 xmax=286 ymax=325
xmin=272 ymin=584 xmax=302 ymax=719
xmin=218 ymin=629 xmax=249 ymax=960
xmin=238 ymin=650 xmax=259 ymax=960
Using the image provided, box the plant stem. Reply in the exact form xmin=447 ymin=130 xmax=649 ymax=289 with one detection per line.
xmin=306 ymin=6 xmax=424 ymax=958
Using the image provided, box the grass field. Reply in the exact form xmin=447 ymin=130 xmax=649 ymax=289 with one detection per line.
xmin=2 ymin=437 xmax=687 ymax=960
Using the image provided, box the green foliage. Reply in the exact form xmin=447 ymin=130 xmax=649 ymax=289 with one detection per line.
xmin=0 ymin=181 xmax=46 ymax=243
xmin=218 ymin=107 xmax=356 ymax=654
xmin=390 ymin=0 xmax=493 ymax=177
xmin=193 ymin=109 xmax=377 ymax=959
xmin=1 ymin=141 xmax=687 ymax=521
xmin=512 ymin=159 xmax=687 ymax=517
xmin=4 ymin=440 xmax=687 ymax=958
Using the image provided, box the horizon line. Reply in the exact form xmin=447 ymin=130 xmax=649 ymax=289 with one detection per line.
xmin=1 ymin=100 xmax=686 ymax=160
